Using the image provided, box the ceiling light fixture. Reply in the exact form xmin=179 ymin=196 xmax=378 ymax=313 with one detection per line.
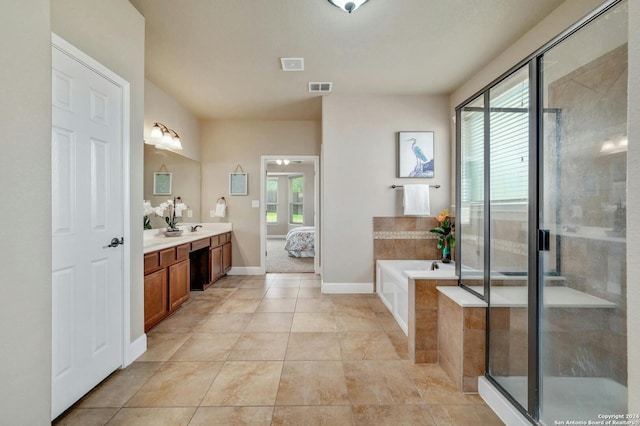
xmin=275 ymin=159 xmax=290 ymax=165
xmin=147 ymin=122 xmax=183 ymax=151
xmin=327 ymin=0 xmax=369 ymax=13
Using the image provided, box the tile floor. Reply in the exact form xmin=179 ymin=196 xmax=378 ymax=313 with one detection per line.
xmin=55 ymin=273 xmax=504 ymax=425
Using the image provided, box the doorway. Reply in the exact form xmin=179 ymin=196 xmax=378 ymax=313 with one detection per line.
xmin=260 ymin=156 xmax=319 ymax=274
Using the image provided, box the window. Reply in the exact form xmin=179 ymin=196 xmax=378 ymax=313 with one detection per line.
xmin=266 ymin=177 xmax=278 ymax=224
xmin=289 ymin=176 xmax=303 ymax=224
xmin=461 ymin=76 xmax=529 ymax=204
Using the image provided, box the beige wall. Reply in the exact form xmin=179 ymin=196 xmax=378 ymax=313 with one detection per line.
xmin=0 ymin=1 xmax=51 ymax=423
xmin=51 ymin=0 xmax=146 ymax=347
xmin=322 ymin=95 xmax=451 ymax=285
xmin=627 ymin=0 xmax=639 ymax=412
xmin=144 ymin=79 xmax=200 ymax=162
xmin=201 ymin=120 xmax=320 ymax=269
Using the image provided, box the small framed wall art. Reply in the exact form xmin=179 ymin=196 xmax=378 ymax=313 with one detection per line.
xmin=153 ymin=172 xmax=172 ymax=195
xmin=229 ymin=172 xmax=248 ymax=196
xmin=397 ymin=131 xmax=435 ymax=178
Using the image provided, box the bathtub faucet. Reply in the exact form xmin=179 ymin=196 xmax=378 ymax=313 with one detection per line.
xmin=430 ymin=261 xmax=439 ymax=271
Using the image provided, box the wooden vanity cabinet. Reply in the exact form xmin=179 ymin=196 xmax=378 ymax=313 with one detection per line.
xmin=144 ymin=268 xmax=168 ymax=331
xmin=144 ymin=232 xmax=232 ymax=331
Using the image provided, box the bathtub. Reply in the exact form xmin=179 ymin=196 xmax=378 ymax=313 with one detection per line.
xmin=376 ymin=260 xmax=458 ymax=335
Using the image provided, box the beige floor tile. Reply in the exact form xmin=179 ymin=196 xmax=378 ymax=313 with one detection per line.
xmin=330 ymin=296 xmax=375 ymax=314
xmin=199 ymin=313 xmax=252 ymax=332
xmin=404 ymin=363 xmax=483 ymax=405
xmin=286 ymin=332 xmax=342 ymax=361
xmin=239 ymin=280 xmax=272 ymax=289
xmin=344 ymin=361 xmax=423 ymax=405
xmin=276 ymin=361 xmax=350 ymax=406
xmin=189 ymin=407 xmax=273 ymax=426
xmin=271 ymin=280 xmax=301 ymax=288
xmin=387 ymin=331 xmax=410 ymax=360
xmin=265 ymin=287 xmax=300 ymax=298
xmin=216 ymin=298 xmax=261 ymax=313
xmin=368 ymin=297 xmax=390 ymax=313
xmin=339 ymin=332 xmax=401 ymax=360
xmin=228 ymin=332 xmax=289 ymax=360
xmin=426 ymin=404 xmax=504 ymax=425
xmin=228 ymin=288 xmax=268 ymax=299
xmin=299 ymin=279 xmax=322 ymax=288
xmin=272 ymin=273 xmax=303 ymax=280
xmin=272 ymin=406 xmax=353 ymax=426
xmin=298 ymin=287 xmax=323 ymax=298
xmin=54 ymin=408 xmax=118 ymax=425
xmin=244 ymin=312 xmax=294 ymax=332
xmin=336 ymin=311 xmax=383 ymax=332
xmin=291 ymin=313 xmax=338 ymax=332
xmin=376 ymin=311 xmax=404 ymax=333
xmin=169 ymin=332 xmax=241 ymax=361
xmin=78 ymin=362 xmax=162 ymax=408
xmin=295 ymin=298 xmax=335 ymax=313
xmin=352 ymin=405 xmax=436 ymax=425
xmin=107 ymin=407 xmax=196 ymax=426
xmin=256 ymin=298 xmax=297 ymax=313
xmin=150 ymin=310 xmax=212 ymax=334
xmin=183 ymin=298 xmax=226 ymax=314
xmin=126 ymin=362 xmax=222 ymax=407
xmin=197 ymin=288 xmax=236 ymax=299
xmin=137 ymin=333 xmax=191 ymax=361
xmin=201 ymin=361 xmax=283 ymax=406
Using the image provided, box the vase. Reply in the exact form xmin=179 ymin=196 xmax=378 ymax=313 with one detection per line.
xmin=441 ymin=239 xmax=452 ymax=263
xmin=164 ymin=229 xmax=183 ymax=237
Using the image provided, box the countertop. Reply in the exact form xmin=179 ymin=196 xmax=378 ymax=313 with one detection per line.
xmin=143 ymin=223 xmax=232 ymax=254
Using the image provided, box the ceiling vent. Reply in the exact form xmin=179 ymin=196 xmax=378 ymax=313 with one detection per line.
xmin=280 ymin=57 xmax=304 ymax=71
xmin=308 ymin=82 xmax=332 ymax=93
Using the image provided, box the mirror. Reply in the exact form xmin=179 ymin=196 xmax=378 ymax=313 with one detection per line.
xmin=144 ymin=144 xmax=201 ymax=228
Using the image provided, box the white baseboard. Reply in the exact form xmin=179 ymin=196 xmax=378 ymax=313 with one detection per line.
xmin=321 ymin=282 xmax=373 ymax=294
xmin=227 ymin=267 xmax=264 ymax=275
xmin=478 ymin=377 xmax=530 ymax=426
xmin=125 ymin=333 xmax=147 ymax=366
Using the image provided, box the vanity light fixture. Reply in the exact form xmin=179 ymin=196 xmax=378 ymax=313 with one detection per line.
xmin=327 ymin=0 xmax=369 ymax=13
xmin=148 ymin=122 xmax=183 ymax=151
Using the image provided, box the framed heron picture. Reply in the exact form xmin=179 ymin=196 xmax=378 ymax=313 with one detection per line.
xmin=397 ymin=131 xmax=434 ymax=178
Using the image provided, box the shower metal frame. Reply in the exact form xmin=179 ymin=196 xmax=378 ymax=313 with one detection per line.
xmin=454 ymin=0 xmax=623 ymax=422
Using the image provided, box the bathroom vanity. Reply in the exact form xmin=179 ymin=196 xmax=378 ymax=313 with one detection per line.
xmin=143 ymin=224 xmax=232 ymax=331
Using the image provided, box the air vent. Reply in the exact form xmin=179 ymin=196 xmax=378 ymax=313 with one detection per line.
xmin=280 ymin=57 xmax=304 ymax=71
xmin=308 ymin=82 xmax=332 ymax=93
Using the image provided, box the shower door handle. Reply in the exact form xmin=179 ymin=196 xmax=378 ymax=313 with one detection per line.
xmin=537 ymin=229 xmax=550 ymax=252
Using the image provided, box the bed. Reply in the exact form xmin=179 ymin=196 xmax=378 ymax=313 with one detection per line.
xmin=284 ymin=226 xmax=315 ymax=258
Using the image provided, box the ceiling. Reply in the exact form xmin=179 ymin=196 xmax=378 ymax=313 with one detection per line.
xmin=129 ymin=0 xmax=566 ymax=121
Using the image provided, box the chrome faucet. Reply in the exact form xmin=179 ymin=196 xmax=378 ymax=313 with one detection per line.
xmin=430 ymin=261 xmax=439 ymax=271
xmin=189 ymin=225 xmax=203 ymax=232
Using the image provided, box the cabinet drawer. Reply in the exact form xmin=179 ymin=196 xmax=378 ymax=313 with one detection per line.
xmin=177 ymin=243 xmax=191 ymax=260
xmin=159 ymin=247 xmax=176 ymax=267
xmin=210 ymin=234 xmax=220 ymax=247
xmin=191 ymin=238 xmax=210 ymax=251
xmin=219 ymin=232 xmax=230 ymax=244
xmin=144 ymin=252 xmax=159 ymax=274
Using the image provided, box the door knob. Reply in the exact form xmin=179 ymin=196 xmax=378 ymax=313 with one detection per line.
xmin=104 ymin=237 xmax=124 ymax=248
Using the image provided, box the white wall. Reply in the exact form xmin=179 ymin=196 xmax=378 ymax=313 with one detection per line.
xmin=627 ymin=0 xmax=640 ymax=413
xmin=201 ymin=120 xmax=320 ymax=268
xmin=0 ymin=1 xmax=51 ymax=423
xmin=144 ymin=79 xmax=200 ymax=162
xmin=322 ymin=95 xmax=451 ymax=286
xmin=51 ymin=0 xmax=146 ymax=351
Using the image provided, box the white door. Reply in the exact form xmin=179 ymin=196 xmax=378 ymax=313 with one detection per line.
xmin=51 ymin=42 xmax=124 ymax=419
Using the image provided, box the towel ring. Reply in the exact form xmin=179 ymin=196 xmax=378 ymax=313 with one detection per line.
xmin=217 ymin=197 xmax=227 ymax=205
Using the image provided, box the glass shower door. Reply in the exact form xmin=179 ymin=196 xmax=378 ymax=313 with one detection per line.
xmin=539 ymin=1 xmax=628 ymax=423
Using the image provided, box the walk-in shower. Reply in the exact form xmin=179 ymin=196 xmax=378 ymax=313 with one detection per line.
xmin=455 ymin=1 xmax=628 ymax=423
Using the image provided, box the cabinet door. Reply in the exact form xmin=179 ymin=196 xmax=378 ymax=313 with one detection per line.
xmin=222 ymin=242 xmax=232 ymax=273
xmin=144 ymin=269 xmax=168 ymax=331
xmin=169 ymin=259 xmax=190 ymax=311
xmin=211 ymin=245 xmax=223 ymax=283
